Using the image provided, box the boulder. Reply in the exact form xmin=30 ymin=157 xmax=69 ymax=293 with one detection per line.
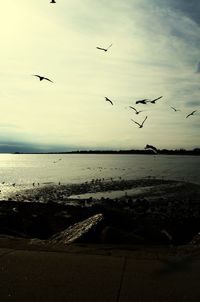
xmin=49 ymin=213 xmax=104 ymax=245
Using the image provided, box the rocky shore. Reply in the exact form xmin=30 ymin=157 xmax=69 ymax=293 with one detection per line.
xmin=0 ymin=178 xmax=200 ymax=247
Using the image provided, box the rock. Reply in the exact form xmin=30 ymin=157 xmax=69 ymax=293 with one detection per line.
xmin=189 ymin=232 xmax=200 ymax=245
xmin=48 ymin=213 xmax=104 ymax=245
xmin=100 ymin=226 xmax=144 ymax=244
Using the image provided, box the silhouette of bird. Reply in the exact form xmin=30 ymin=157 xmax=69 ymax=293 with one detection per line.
xmin=186 ymin=110 xmax=197 ymax=118
xmin=105 ymin=97 xmax=113 ymax=105
xmin=170 ymin=106 xmax=180 ymax=112
xmin=148 ymin=96 xmax=163 ymax=104
xmin=33 ymin=75 xmax=53 ymax=83
xmin=96 ymin=44 xmax=112 ymax=52
xmin=129 ymin=106 xmax=142 ymax=114
xmin=131 ymin=116 xmax=148 ymax=128
xmin=145 ymin=144 xmax=158 ymax=154
xmin=135 ymin=99 xmax=148 ymax=105
xmin=50 ymin=0 xmax=56 ymax=3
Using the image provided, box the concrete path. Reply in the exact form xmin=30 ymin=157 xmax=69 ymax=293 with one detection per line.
xmin=0 ymin=245 xmax=200 ymax=301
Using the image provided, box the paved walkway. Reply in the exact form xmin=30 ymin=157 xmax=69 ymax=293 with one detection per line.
xmin=0 ymin=244 xmax=200 ymax=301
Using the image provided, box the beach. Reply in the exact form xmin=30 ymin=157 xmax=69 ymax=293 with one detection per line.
xmin=0 ymin=178 xmax=200 ymax=247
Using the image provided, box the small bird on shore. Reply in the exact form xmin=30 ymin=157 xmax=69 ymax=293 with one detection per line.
xmin=135 ymin=99 xmax=148 ymax=105
xmin=96 ymin=44 xmax=112 ymax=52
xmin=105 ymin=97 xmax=113 ymax=105
xmin=145 ymin=144 xmax=158 ymax=154
xmin=170 ymin=106 xmax=180 ymax=112
xmin=53 ymin=159 xmax=62 ymax=164
xmin=186 ymin=110 xmax=197 ymax=118
xmin=131 ymin=116 xmax=148 ymax=128
xmin=33 ymin=75 xmax=53 ymax=83
xmin=148 ymin=96 xmax=163 ymax=104
xmin=129 ymin=106 xmax=142 ymax=114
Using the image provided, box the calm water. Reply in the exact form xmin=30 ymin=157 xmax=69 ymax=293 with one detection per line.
xmin=0 ymin=154 xmax=199 ymax=186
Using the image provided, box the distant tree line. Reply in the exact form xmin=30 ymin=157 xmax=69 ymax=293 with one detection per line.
xmin=14 ymin=148 xmax=200 ymax=155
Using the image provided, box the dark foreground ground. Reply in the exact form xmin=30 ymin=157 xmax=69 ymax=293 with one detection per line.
xmin=1 ymin=178 xmax=200 ymax=301
xmin=1 ymin=243 xmax=200 ymax=302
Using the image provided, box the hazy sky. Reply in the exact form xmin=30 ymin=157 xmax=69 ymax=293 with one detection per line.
xmin=0 ymin=0 xmax=199 ymax=152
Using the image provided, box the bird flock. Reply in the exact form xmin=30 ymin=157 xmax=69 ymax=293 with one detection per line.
xmin=40 ymin=1 xmax=198 ymax=152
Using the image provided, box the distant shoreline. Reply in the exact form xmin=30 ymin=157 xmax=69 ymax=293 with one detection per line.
xmin=11 ymin=149 xmax=200 ymax=155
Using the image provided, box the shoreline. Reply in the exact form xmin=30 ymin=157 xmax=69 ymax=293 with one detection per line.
xmin=0 ymin=178 xmax=200 ymax=247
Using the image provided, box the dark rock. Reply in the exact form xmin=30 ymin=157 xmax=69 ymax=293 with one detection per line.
xmin=190 ymin=232 xmax=200 ymax=245
xmin=100 ymin=226 xmax=144 ymax=244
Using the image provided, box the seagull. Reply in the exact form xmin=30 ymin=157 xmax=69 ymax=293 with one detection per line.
xmin=170 ymin=106 xmax=180 ymax=112
xmin=186 ymin=110 xmax=197 ymax=118
xmin=33 ymin=75 xmax=53 ymax=83
xmin=53 ymin=158 xmax=62 ymax=164
xmin=129 ymin=106 xmax=143 ymax=114
xmin=145 ymin=144 xmax=158 ymax=154
xmin=135 ymin=99 xmax=148 ymax=105
xmin=148 ymin=96 xmax=163 ymax=104
xmin=131 ymin=116 xmax=148 ymax=128
xmin=96 ymin=44 xmax=112 ymax=52
xmin=105 ymin=96 xmax=113 ymax=105
xmin=50 ymin=0 xmax=56 ymax=3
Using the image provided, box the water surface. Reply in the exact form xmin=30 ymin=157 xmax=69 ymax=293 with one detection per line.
xmin=0 ymin=154 xmax=199 ymax=187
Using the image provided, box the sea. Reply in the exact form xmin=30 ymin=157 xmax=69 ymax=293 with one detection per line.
xmin=0 ymin=153 xmax=199 ymax=185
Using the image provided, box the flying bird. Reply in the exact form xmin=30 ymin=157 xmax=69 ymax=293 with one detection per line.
xmin=135 ymin=99 xmax=148 ymax=105
xmin=105 ymin=97 xmax=113 ymax=105
xmin=186 ymin=110 xmax=197 ymax=118
xmin=145 ymin=144 xmax=158 ymax=154
xmin=50 ymin=0 xmax=56 ymax=3
xmin=131 ymin=116 xmax=148 ymax=128
xmin=33 ymin=75 xmax=53 ymax=83
xmin=148 ymin=96 xmax=163 ymax=104
xmin=129 ymin=106 xmax=142 ymax=114
xmin=96 ymin=44 xmax=112 ymax=52
xmin=170 ymin=106 xmax=180 ymax=112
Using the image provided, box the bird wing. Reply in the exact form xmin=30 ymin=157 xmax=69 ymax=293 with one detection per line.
xmin=131 ymin=119 xmax=141 ymax=127
xmin=145 ymin=144 xmax=158 ymax=153
xmin=186 ymin=110 xmax=196 ymax=118
xmin=106 ymin=44 xmax=113 ymax=50
xmin=44 ymin=77 xmax=53 ymax=83
xmin=33 ymin=75 xmax=41 ymax=78
xmin=136 ymin=99 xmax=148 ymax=104
xmin=105 ymin=97 xmax=113 ymax=105
xmin=129 ymin=106 xmax=137 ymax=112
xmin=142 ymin=116 xmax=148 ymax=126
xmin=170 ymin=106 xmax=176 ymax=111
xmin=96 ymin=47 xmax=106 ymax=51
xmin=152 ymin=96 xmax=163 ymax=102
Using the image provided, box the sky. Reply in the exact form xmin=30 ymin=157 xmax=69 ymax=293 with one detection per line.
xmin=0 ymin=0 xmax=199 ymax=152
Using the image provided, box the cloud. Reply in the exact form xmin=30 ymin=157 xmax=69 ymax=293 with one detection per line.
xmin=0 ymin=0 xmax=199 ymax=150
xmin=0 ymin=140 xmax=77 ymax=153
xmin=196 ymin=62 xmax=200 ymax=73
